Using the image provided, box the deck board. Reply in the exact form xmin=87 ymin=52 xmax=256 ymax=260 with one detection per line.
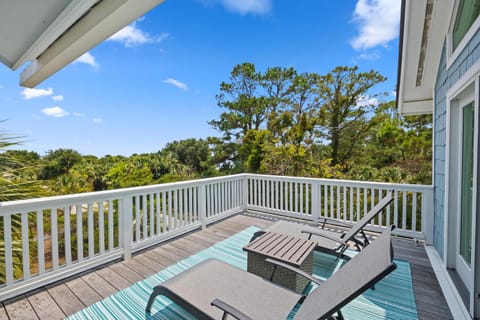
xmin=2 ymin=213 xmax=453 ymax=320
xmin=0 ymin=305 xmax=9 ymax=320
xmin=143 ymin=249 xmax=177 ymax=267
xmin=27 ymin=290 xmax=65 ymax=320
xmin=108 ymin=263 xmax=144 ymax=283
xmin=80 ymin=272 xmax=117 ymax=298
xmin=95 ymin=267 xmax=132 ymax=291
xmin=47 ymin=283 xmax=85 ymax=317
xmin=4 ymin=297 xmax=38 ymax=320
xmin=148 ymin=246 xmax=184 ymax=264
xmin=121 ymin=258 xmax=157 ymax=278
xmin=64 ymin=277 xmax=102 ymax=307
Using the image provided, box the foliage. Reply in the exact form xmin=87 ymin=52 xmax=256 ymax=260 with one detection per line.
xmin=0 ymin=63 xmax=434 ymax=283
xmin=316 ymin=66 xmax=387 ymax=165
xmin=0 ymin=63 xmax=433 ymax=200
xmin=0 ymin=129 xmax=44 ymax=283
xmin=209 ymin=63 xmax=432 ymax=184
xmin=161 ymin=138 xmax=212 ymax=175
xmin=39 ymin=149 xmax=82 ymax=180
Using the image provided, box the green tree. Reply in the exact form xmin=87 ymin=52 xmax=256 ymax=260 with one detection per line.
xmin=209 ymin=63 xmax=321 ymax=175
xmin=105 ymin=161 xmax=154 ymax=189
xmin=361 ymin=101 xmax=433 ymax=184
xmin=210 ymin=63 xmax=268 ymax=140
xmin=316 ymin=66 xmax=387 ymax=166
xmin=39 ymin=148 xmax=82 ymax=180
xmin=162 ymin=138 xmax=212 ymax=174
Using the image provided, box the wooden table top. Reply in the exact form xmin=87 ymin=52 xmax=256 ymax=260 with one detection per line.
xmin=243 ymin=232 xmax=316 ymax=267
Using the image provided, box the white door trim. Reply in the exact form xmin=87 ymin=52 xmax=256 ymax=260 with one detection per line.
xmin=454 ymin=91 xmax=475 ymax=290
xmin=445 ymin=77 xmax=478 ymax=317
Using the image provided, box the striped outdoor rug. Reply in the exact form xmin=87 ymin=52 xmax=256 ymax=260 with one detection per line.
xmin=68 ymin=226 xmax=418 ymax=320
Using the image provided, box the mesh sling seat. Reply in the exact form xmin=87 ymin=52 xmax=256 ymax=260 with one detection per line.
xmin=146 ymin=225 xmax=397 ymax=320
xmin=251 ymin=190 xmax=394 ymax=260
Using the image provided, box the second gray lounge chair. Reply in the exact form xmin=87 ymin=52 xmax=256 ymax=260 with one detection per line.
xmin=251 ymin=190 xmax=394 ymax=259
xmin=146 ymin=225 xmax=396 ymax=320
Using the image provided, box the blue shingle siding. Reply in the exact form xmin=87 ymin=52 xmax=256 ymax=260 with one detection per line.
xmin=433 ymin=27 xmax=480 ymax=259
xmin=434 ymin=46 xmax=447 ymax=257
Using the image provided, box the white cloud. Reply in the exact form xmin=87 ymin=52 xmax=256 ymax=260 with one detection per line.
xmin=199 ymin=0 xmax=271 ymax=15
xmin=108 ymin=20 xmax=169 ymax=47
xmin=74 ymin=52 xmax=99 ymax=69
xmin=350 ymin=0 xmax=401 ymax=50
xmin=42 ymin=106 xmax=69 ymax=118
xmin=73 ymin=112 xmax=86 ymax=117
xmin=52 ymin=95 xmax=64 ymax=101
xmin=357 ymin=51 xmax=381 ymax=61
xmin=93 ymin=117 xmax=103 ymax=124
xmin=220 ymin=0 xmax=271 ymax=15
xmin=356 ymin=95 xmax=379 ymax=107
xmin=391 ymin=90 xmax=397 ymax=98
xmin=21 ymin=88 xmax=53 ymax=100
xmin=163 ymin=78 xmax=188 ymax=91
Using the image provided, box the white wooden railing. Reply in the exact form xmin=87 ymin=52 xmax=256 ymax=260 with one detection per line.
xmin=0 ymin=173 xmax=433 ymax=300
xmin=245 ymin=175 xmax=433 ymax=240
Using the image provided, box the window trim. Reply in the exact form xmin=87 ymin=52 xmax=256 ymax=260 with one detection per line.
xmin=445 ymin=58 xmax=480 ymax=316
xmin=447 ymin=0 xmax=480 ymax=69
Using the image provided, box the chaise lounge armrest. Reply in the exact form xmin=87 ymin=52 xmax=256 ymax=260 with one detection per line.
xmin=301 ymin=229 xmax=349 ymax=246
xmin=320 ymin=217 xmax=354 ymax=229
xmin=265 ymin=258 xmax=323 ymax=286
xmin=211 ymin=298 xmax=253 ymax=320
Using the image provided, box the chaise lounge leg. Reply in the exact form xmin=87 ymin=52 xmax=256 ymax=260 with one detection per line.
xmin=145 ymin=287 xmax=160 ymax=313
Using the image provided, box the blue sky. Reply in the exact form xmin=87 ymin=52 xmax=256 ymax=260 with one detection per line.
xmin=0 ymin=0 xmax=401 ymax=157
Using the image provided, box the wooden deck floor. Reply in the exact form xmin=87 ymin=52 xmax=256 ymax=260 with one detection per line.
xmin=0 ymin=213 xmax=453 ymax=320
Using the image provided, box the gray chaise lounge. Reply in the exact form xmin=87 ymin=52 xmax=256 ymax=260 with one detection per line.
xmin=146 ymin=225 xmax=396 ymax=320
xmin=251 ymin=190 xmax=394 ymax=259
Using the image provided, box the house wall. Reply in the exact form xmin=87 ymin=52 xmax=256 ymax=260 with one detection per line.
xmin=434 ymin=46 xmax=447 ymax=259
xmin=433 ymin=28 xmax=480 ymax=259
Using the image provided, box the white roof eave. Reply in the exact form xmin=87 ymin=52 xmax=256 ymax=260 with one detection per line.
xmin=398 ymin=0 xmax=454 ymax=115
xmin=20 ymin=0 xmax=165 ymax=88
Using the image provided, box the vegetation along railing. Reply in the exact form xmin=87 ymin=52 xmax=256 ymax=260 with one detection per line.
xmin=0 ymin=173 xmax=433 ymax=300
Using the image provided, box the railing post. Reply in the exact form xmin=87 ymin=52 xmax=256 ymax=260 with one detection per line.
xmin=242 ymin=174 xmax=249 ymax=212
xmin=311 ymin=182 xmax=320 ymax=226
xmin=422 ymin=188 xmax=435 ymax=245
xmin=199 ymin=184 xmax=207 ymax=229
xmin=121 ymin=196 xmax=133 ymax=260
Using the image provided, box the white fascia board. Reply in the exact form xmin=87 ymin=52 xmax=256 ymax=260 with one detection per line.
xmin=12 ymin=0 xmax=100 ymax=71
xmin=20 ymin=0 xmax=165 ymax=88
xmin=398 ymin=0 xmax=431 ymax=115
xmin=398 ymin=0 xmax=453 ymax=115
xmin=400 ymin=99 xmax=433 ymax=115
xmin=397 ymin=0 xmax=415 ymax=116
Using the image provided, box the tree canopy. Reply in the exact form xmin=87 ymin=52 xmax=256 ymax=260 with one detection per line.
xmin=0 ymin=63 xmax=432 ymax=200
xmin=208 ymin=63 xmax=431 ymax=183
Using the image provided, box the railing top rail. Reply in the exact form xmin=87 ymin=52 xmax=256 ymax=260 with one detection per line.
xmin=245 ymin=174 xmax=433 ymax=191
xmin=0 ymin=172 xmax=432 ymax=214
xmin=0 ymin=174 xmax=248 ymax=212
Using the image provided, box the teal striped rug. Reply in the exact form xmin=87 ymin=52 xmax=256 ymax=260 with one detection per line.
xmin=68 ymin=226 xmax=418 ymax=320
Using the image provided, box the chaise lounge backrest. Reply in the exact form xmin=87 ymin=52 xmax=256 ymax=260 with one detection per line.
xmin=294 ymin=225 xmax=396 ymax=320
xmin=342 ymin=191 xmax=394 ymax=241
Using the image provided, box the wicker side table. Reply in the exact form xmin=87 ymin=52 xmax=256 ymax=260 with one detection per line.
xmin=243 ymin=232 xmax=316 ymax=293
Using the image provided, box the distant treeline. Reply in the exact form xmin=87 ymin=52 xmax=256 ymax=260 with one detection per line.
xmin=0 ymin=63 xmax=432 ymax=200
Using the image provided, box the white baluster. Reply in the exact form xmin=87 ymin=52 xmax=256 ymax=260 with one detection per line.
xmin=51 ymin=208 xmax=59 ymax=269
xmin=21 ymin=212 xmax=30 ymax=279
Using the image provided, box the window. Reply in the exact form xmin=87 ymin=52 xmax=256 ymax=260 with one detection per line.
xmin=452 ymin=0 xmax=480 ymax=51
xmin=460 ymin=102 xmax=474 ymax=265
